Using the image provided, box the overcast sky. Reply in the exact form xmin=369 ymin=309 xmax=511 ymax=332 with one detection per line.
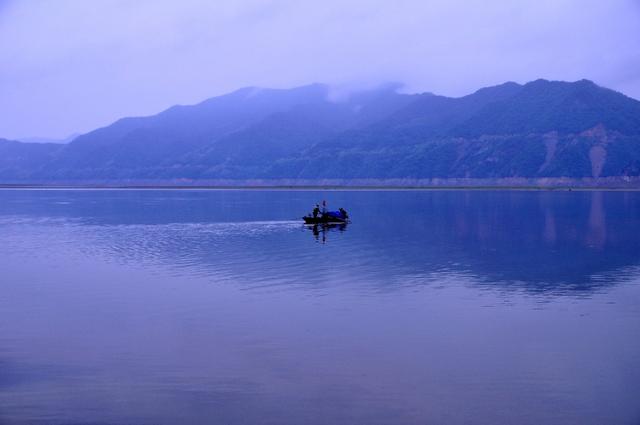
xmin=1 ymin=0 xmax=639 ymax=139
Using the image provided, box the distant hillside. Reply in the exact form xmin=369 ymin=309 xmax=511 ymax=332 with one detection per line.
xmin=2 ymin=79 xmax=640 ymax=185
xmin=0 ymin=139 xmax=61 ymax=180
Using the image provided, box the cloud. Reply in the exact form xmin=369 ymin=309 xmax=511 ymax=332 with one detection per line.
xmin=0 ymin=0 xmax=639 ymax=138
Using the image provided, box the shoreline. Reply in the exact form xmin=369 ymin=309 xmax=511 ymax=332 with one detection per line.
xmin=1 ymin=184 xmax=640 ymax=191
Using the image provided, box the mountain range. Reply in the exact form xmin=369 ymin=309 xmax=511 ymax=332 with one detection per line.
xmin=2 ymin=79 xmax=640 ymax=186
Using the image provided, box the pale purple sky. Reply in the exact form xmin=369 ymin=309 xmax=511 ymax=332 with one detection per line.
xmin=1 ymin=0 xmax=639 ymax=140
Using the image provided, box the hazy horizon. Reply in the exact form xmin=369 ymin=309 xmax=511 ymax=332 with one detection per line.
xmin=1 ymin=0 xmax=639 ymax=140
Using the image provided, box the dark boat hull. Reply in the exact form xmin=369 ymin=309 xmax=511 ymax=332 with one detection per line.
xmin=303 ymin=216 xmax=348 ymax=224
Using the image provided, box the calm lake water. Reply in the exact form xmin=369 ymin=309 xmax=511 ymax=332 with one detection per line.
xmin=0 ymin=189 xmax=639 ymax=425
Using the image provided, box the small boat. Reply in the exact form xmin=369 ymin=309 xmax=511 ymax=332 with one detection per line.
xmin=303 ymin=210 xmax=349 ymax=224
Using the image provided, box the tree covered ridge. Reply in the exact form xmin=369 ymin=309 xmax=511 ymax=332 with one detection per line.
xmin=2 ymin=79 xmax=640 ymax=183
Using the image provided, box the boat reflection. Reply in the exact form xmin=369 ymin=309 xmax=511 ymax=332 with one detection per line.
xmin=306 ymin=222 xmax=348 ymax=244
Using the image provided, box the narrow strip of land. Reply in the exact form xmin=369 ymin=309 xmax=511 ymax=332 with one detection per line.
xmin=1 ymin=184 xmax=639 ymax=191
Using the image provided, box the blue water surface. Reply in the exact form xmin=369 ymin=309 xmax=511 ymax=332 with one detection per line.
xmin=0 ymin=189 xmax=639 ymax=425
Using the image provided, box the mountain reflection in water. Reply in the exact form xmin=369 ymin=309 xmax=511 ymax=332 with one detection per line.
xmin=0 ymin=189 xmax=638 ymax=294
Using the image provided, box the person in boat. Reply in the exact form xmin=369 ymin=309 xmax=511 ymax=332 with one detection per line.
xmin=312 ymin=204 xmax=320 ymax=218
xmin=339 ymin=207 xmax=348 ymax=219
